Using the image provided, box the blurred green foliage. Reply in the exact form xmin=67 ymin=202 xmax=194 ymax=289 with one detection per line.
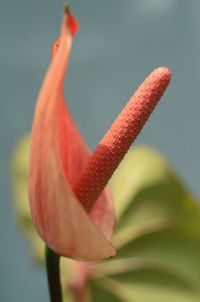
xmin=12 ymin=137 xmax=200 ymax=302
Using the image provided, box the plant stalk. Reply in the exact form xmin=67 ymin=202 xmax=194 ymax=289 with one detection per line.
xmin=45 ymin=246 xmax=63 ymax=302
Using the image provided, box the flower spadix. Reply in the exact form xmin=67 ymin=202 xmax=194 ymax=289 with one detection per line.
xmin=28 ymin=8 xmax=171 ymax=261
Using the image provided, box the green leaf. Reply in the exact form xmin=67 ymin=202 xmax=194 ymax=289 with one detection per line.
xmin=92 ymin=276 xmax=200 ymax=302
xmin=90 ymin=146 xmax=200 ymax=301
xmin=109 ymin=146 xmax=199 ymax=231
xmin=90 ymin=279 xmax=125 ymax=302
xmin=11 ymin=135 xmax=45 ymax=263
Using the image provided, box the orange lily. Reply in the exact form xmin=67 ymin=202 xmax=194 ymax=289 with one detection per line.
xmin=28 ymin=8 xmax=171 ymax=261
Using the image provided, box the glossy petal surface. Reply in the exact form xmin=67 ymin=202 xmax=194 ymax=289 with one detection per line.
xmin=28 ymin=15 xmax=115 ymax=260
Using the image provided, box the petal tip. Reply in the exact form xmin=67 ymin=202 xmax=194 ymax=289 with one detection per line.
xmin=102 ymin=244 xmax=117 ymax=261
xmin=64 ymin=3 xmax=70 ymax=13
xmin=64 ymin=4 xmax=79 ymax=36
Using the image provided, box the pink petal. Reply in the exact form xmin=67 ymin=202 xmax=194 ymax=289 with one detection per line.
xmin=28 ymin=13 xmax=115 ymax=260
xmin=59 ymin=103 xmax=115 ymax=240
xmin=89 ymin=188 xmax=115 ymax=241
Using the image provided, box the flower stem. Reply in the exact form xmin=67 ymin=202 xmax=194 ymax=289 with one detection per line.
xmin=45 ymin=246 xmax=63 ymax=302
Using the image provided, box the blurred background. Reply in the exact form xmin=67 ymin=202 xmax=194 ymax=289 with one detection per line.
xmin=1 ymin=0 xmax=200 ymax=301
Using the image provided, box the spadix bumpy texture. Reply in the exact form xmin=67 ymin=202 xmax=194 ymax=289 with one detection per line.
xmin=28 ymin=9 xmax=171 ymax=261
xmin=74 ymin=67 xmax=171 ymax=212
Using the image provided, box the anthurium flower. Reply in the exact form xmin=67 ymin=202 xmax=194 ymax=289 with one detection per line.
xmin=28 ymin=7 xmax=171 ymax=261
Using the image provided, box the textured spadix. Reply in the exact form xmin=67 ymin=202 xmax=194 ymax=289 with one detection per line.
xmin=73 ymin=67 xmax=171 ymax=211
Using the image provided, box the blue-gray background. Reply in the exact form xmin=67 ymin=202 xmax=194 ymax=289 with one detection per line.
xmin=1 ymin=0 xmax=200 ymax=301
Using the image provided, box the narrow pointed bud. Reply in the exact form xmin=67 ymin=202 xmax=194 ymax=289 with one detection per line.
xmin=73 ymin=67 xmax=171 ymax=212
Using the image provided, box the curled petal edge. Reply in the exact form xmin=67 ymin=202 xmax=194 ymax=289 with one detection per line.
xmin=28 ymin=18 xmax=116 ymax=261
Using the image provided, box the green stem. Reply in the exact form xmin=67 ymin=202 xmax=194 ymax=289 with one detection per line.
xmin=45 ymin=246 xmax=63 ymax=302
